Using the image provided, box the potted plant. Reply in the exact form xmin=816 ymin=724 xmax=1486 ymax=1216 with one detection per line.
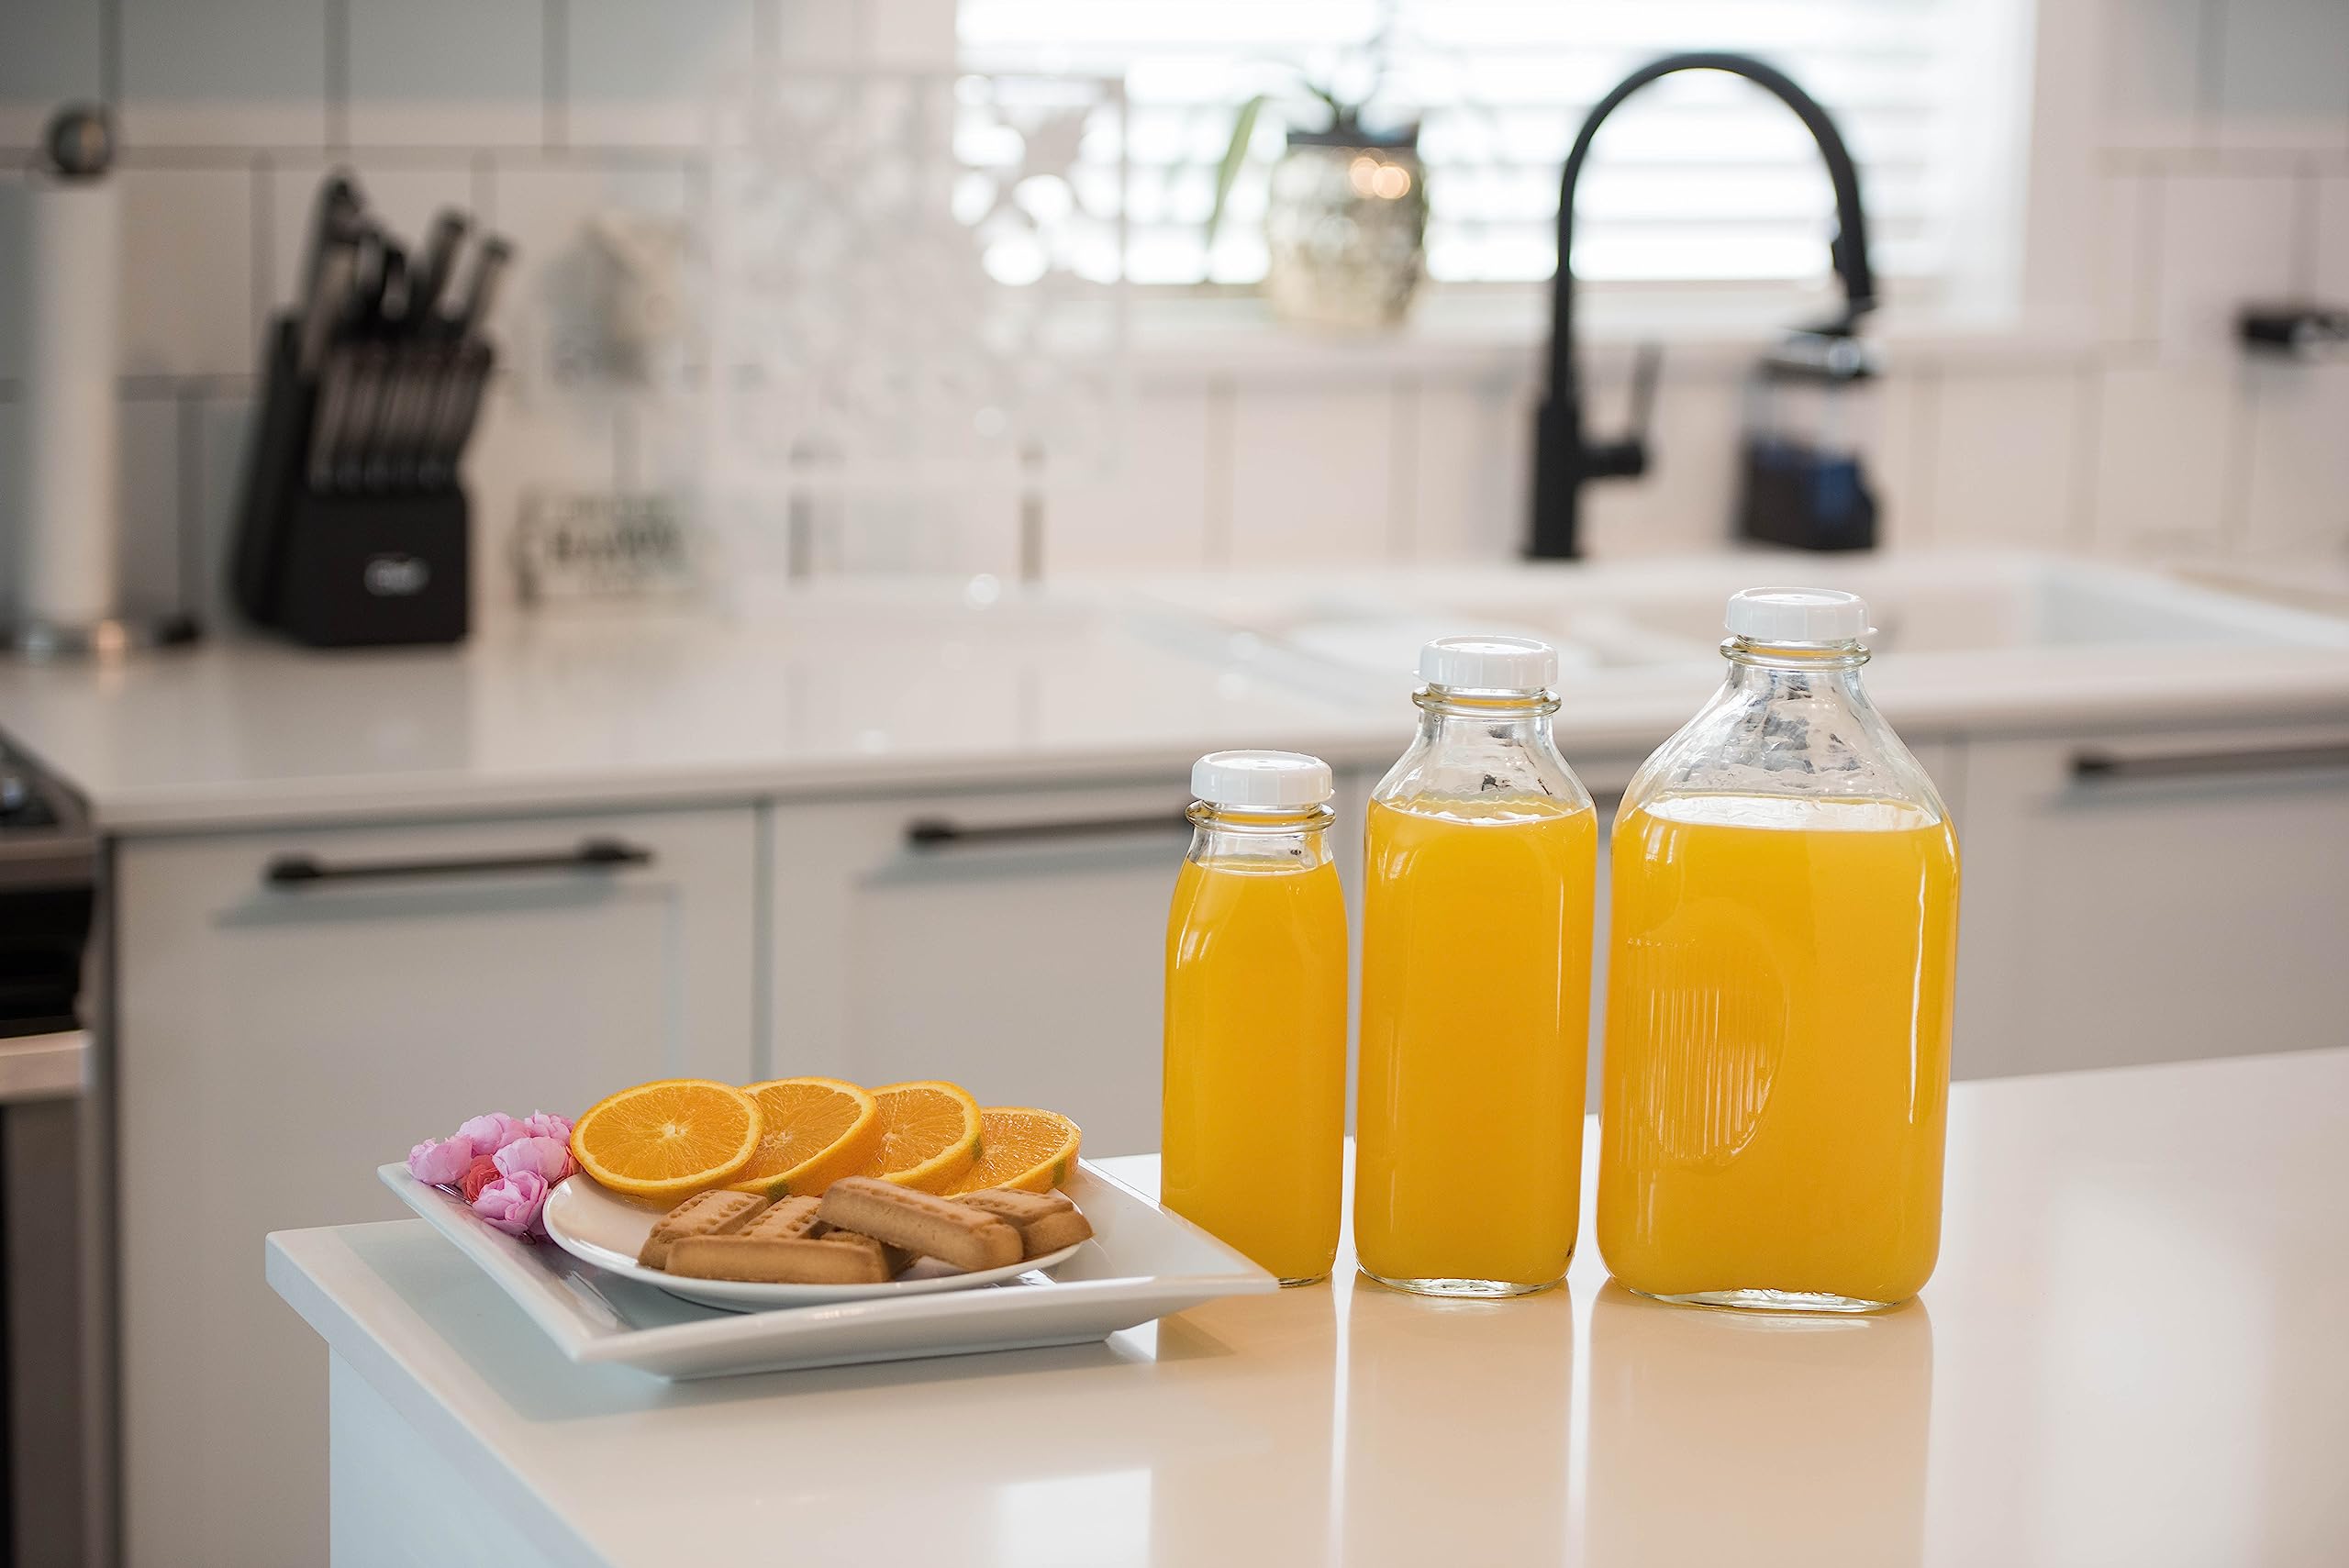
xmin=1207 ymin=72 xmax=1428 ymax=331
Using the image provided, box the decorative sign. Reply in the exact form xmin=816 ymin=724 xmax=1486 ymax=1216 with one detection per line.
xmin=513 ymin=491 xmax=697 ymax=604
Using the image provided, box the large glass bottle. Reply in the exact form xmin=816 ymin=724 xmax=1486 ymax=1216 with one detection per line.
xmin=1163 ymin=751 xmax=1348 ymax=1285
xmin=1598 ymin=587 xmax=1960 ymax=1312
xmin=1356 ymin=637 xmax=1598 ymax=1296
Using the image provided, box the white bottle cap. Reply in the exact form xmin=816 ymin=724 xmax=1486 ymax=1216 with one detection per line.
xmin=1418 ymin=635 xmax=1558 ymax=692
xmin=1724 ymin=586 xmax=1872 ymax=644
xmin=1190 ymin=750 xmax=1334 ymax=809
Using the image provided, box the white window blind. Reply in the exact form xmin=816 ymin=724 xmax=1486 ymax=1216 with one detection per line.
xmin=958 ymin=0 xmax=1963 ymax=288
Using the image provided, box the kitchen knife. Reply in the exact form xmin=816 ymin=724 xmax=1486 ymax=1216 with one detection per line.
xmin=296 ymin=238 xmax=357 ymax=379
xmin=406 ymin=210 xmax=469 ymax=326
xmin=336 ymin=343 xmax=388 ymax=492
xmin=307 ymin=347 xmax=354 ymax=491
xmin=445 ymin=235 xmax=514 ymax=340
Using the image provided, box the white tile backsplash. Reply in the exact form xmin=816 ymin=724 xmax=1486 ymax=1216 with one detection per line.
xmin=2211 ymin=0 xmax=2349 ymax=151
xmin=0 ymin=0 xmax=106 ymax=152
xmin=1225 ymin=382 xmax=1399 ymax=568
xmin=2153 ymin=172 xmax=2299 ymax=355
xmin=118 ymin=0 xmax=331 ymax=148
xmin=562 ymin=0 xmax=755 ymax=149
xmin=2090 ymin=360 xmax=2243 ymax=553
xmin=2 ymin=0 xmax=2346 ymax=630
xmin=2098 ymin=0 xmax=2210 ymax=150
xmin=1931 ymin=370 xmax=2090 ymax=550
xmin=117 ymin=167 xmax=257 ymax=377
xmin=2241 ymin=361 xmax=2349 ymax=556
xmin=347 ymin=0 xmax=545 ymax=150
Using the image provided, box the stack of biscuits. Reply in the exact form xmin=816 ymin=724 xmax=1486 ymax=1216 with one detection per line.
xmin=637 ymin=1176 xmax=1092 ymax=1285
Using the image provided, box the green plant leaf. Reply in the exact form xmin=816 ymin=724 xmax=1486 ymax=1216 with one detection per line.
xmin=1205 ymin=93 xmax=1267 ymax=261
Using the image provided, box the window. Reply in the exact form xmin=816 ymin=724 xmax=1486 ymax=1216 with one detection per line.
xmin=959 ymin=0 xmax=1988 ymax=292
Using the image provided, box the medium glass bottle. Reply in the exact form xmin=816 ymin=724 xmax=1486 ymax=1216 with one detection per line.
xmin=1355 ymin=638 xmax=1598 ymax=1296
xmin=1163 ymin=751 xmax=1348 ymax=1285
xmin=1598 ymin=587 xmax=1960 ymax=1312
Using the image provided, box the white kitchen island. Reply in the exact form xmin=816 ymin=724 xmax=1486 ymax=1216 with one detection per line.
xmin=270 ymin=1050 xmax=2349 ymax=1568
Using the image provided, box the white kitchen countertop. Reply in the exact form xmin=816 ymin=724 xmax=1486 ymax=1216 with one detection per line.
xmin=270 ymin=1049 xmax=2349 ymax=1568
xmin=6 ymin=556 xmax=2348 ymax=833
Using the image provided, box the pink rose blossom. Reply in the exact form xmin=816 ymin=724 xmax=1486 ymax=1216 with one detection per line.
xmin=494 ymin=1135 xmax=576 ymax=1185
xmin=459 ymin=1154 xmax=502 ymax=1203
xmin=518 ymin=1110 xmax=573 ymax=1144
xmin=407 ymin=1137 xmax=475 ymax=1186
xmin=471 ymin=1172 xmax=551 ymax=1238
xmin=455 ymin=1112 xmax=529 ymax=1156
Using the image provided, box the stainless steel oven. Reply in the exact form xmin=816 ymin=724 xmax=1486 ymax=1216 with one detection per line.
xmin=0 ymin=734 xmax=108 ymax=1565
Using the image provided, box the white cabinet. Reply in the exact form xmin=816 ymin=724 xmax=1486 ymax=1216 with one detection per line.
xmin=116 ymin=806 xmax=758 ymax=1568
xmin=1954 ymin=723 xmax=2349 ymax=1079
xmin=769 ymin=779 xmax=1206 ymax=1158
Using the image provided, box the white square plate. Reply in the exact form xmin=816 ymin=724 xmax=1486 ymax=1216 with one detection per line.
xmin=376 ymin=1162 xmax=1275 ymax=1380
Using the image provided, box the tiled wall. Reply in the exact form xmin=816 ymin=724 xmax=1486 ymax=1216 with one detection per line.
xmin=1 ymin=0 xmax=2345 ymax=632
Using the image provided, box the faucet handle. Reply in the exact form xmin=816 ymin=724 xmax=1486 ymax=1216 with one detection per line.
xmin=1586 ymin=341 xmax=1660 ymax=479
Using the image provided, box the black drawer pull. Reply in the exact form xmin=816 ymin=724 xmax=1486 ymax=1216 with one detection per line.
xmin=2072 ymin=742 xmax=2349 ymax=784
xmin=263 ymin=836 xmax=653 ymax=887
xmin=906 ymin=811 xmax=1191 ymax=850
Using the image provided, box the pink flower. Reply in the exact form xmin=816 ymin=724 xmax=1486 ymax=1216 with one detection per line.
xmin=459 ymin=1154 xmax=502 ymax=1203
xmin=519 ymin=1110 xmax=573 ymax=1144
xmin=472 ymin=1172 xmax=551 ymax=1238
xmin=455 ymin=1112 xmax=529 ymax=1156
xmin=407 ymin=1137 xmax=475 ymax=1186
xmin=494 ymin=1135 xmax=576 ymax=1185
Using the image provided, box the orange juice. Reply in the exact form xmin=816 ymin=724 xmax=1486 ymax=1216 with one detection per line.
xmin=1355 ymin=795 xmax=1598 ymax=1292
xmin=1598 ymin=793 xmax=1958 ymax=1307
xmin=1163 ymin=854 xmax=1348 ymax=1284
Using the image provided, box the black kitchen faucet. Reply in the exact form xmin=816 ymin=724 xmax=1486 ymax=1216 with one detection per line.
xmin=1530 ymin=53 xmax=1878 ymax=560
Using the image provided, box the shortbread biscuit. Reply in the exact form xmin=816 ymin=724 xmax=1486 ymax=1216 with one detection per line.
xmin=817 ymin=1177 xmax=1021 ymax=1272
xmin=638 ymin=1189 xmax=766 ymax=1269
xmin=818 ymin=1227 xmax=913 ymax=1277
xmin=959 ymin=1188 xmax=1093 ymax=1258
xmin=665 ymin=1234 xmax=890 ymax=1284
xmin=738 ymin=1195 xmax=824 ymax=1242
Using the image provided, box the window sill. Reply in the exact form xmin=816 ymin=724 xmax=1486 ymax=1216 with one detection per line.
xmin=1123 ymin=283 xmax=2095 ymax=384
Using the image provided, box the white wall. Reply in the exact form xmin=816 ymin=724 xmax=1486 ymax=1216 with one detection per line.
xmin=0 ymin=0 xmax=2344 ymax=628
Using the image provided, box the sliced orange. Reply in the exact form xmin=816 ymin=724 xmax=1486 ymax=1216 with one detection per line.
xmin=946 ymin=1106 xmax=1083 ymax=1195
xmin=569 ymin=1078 xmax=762 ymax=1201
xmin=853 ymin=1081 xmax=982 ymax=1194
xmin=725 ymin=1076 xmax=882 ymax=1198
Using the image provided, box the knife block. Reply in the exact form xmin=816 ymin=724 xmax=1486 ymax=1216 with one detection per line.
xmin=229 ymin=316 xmax=474 ymax=647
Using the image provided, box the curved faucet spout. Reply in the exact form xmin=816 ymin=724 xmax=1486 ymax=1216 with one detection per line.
xmin=1530 ymin=52 xmax=1876 ymax=560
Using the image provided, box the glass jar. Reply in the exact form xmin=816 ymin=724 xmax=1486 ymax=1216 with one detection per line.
xmin=1355 ymin=638 xmax=1598 ymax=1296
xmin=1264 ymin=128 xmax=1429 ymax=331
xmin=1163 ymin=751 xmax=1347 ymax=1285
xmin=1598 ymin=587 xmax=1960 ymax=1312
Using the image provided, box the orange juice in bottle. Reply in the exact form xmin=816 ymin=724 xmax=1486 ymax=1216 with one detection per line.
xmin=1163 ymin=751 xmax=1347 ymax=1284
xmin=1356 ymin=638 xmax=1598 ymax=1296
xmin=1598 ymin=588 xmax=1959 ymax=1311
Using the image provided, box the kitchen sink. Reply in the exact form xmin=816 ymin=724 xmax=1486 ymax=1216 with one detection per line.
xmin=1135 ymin=552 xmax=2349 ymax=704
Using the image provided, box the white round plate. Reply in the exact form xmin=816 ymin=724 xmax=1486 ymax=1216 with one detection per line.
xmin=540 ymin=1177 xmax=1083 ymax=1311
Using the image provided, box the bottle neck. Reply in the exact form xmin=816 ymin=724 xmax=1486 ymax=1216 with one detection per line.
xmin=1720 ymin=636 xmax=1871 ymax=706
xmin=1411 ymin=684 xmax=1560 ymax=748
xmin=1186 ymin=802 xmax=1335 ymax=868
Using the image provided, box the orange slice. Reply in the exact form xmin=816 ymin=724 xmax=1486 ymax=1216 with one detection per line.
xmin=725 ymin=1076 xmax=882 ymax=1198
xmin=569 ymin=1078 xmax=762 ymax=1201
xmin=946 ymin=1106 xmax=1083 ymax=1195
xmin=854 ymin=1081 xmax=982 ymax=1194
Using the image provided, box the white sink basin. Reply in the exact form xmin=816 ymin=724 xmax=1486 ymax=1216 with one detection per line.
xmin=1137 ymin=552 xmax=2349 ymax=702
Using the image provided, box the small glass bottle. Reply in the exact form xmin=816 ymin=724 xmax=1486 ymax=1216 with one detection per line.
xmin=1598 ymin=588 xmax=1960 ymax=1312
xmin=1355 ymin=638 xmax=1599 ymax=1296
xmin=1163 ymin=751 xmax=1347 ymax=1285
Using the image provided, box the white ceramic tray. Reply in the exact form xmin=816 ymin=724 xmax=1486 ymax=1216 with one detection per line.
xmin=377 ymin=1162 xmax=1275 ymax=1380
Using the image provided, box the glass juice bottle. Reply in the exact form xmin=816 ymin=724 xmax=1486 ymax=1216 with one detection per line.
xmin=1598 ymin=587 xmax=1960 ymax=1312
xmin=1163 ymin=751 xmax=1348 ymax=1285
xmin=1356 ymin=638 xmax=1598 ymax=1296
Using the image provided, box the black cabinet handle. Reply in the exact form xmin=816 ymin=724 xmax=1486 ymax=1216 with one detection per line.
xmin=263 ymin=836 xmax=653 ymax=887
xmin=905 ymin=811 xmax=1192 ymax=850
xmin=2072 ymin=742 xmax=2349 ymax=784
